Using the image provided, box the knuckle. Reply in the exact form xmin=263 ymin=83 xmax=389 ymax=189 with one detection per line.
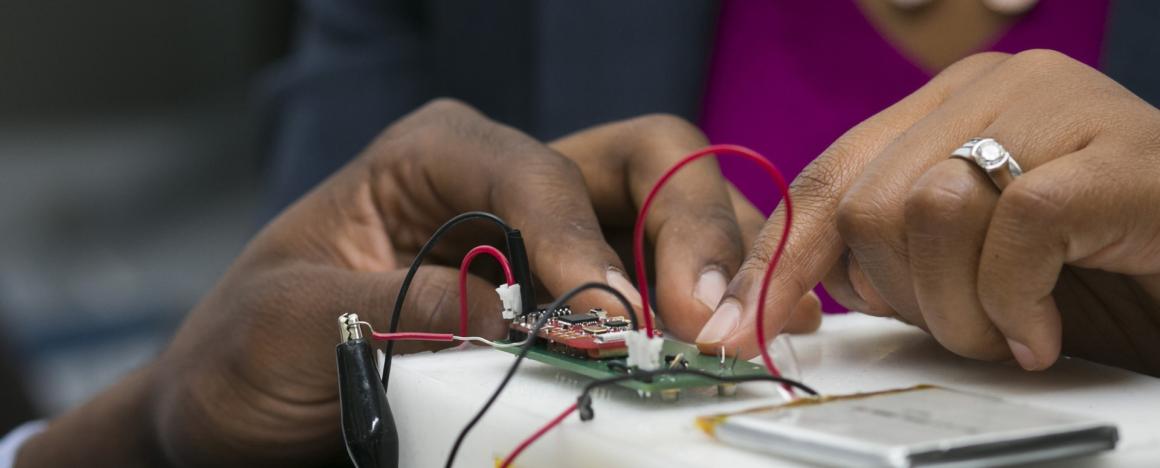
xmin=998 ymin=50 xmax=1111 ymax=107
xmin=404 ymin=272 xmax=455 ymax=324
xmin=623 ymin=113 xmax=710 ymax=158
xmin=738 ymin=250 xmax=809 ymax=296
xmin=740 ymin=236 xmax=776 ymax=273
xmin=402 ymin=98 xmax=490 ymax=144
xmin=1000 ymin=49 xmax=1082 ymax=84
xmin=835 ymin=191 xmax=888 ymax=247
xmin=629 ymin=113 xmax=701 ymax=136
xmin=1009 ymin=48 xmax=1071 ymax=68
xmin=946 ymin=51 xmax=1011 ymax=71
xmin=942 ymin=51 xmax=1011 ymax=76
xmin=682 ymin=203 xmax=744 ymax=248
xmin=698 ymin=200 xmax=743 ymax=231
xmin=416 ymin=97 xmax=479 ymax=117
xmin=904 ymin=179 xmax=975 ymax=229
xmin=923 ymin=52 xmax=1010 ymax=101
xmin=659 ymin=213 xmax=744 ymax=266
xmin=404 ymin=115 xmax=453 ymax=145
xmin=817 ymin=131 xmax=871 ymax=168
xmin=738 ymin=214 xmax=811 ymax=299
xmin=542 ymin=151 xmax=585 ymax=179
xmin=974 ymin=276 xmax=1005 ymax=311
xmin=790 ymin=157 xmax=845 ymax=208
xmin=414 ymin=272 xmax=454 ymax=306
xmin=996 ymin=178 xmax=1068 ymax=228
xmin=385 ymin=100 xmax=473 ymax=145
xmin=836 ymin=190 xmax=910 ymax=266
xmin=789 ymin=150 xmax=856 ymax=226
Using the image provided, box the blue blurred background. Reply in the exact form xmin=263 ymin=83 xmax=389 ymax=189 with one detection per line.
xmin=0 ymin=1 xmax=291 ymax=427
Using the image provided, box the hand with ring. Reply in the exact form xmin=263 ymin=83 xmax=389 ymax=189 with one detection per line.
xmin=697 ymin=49 xmax=1160 ymax=376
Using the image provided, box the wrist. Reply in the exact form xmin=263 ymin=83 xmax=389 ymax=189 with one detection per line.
xmin=15 ymin=365 xmax=165 ymax=468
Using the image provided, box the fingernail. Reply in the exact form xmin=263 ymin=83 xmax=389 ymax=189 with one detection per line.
xmin=694 ymin=269 xmax=729 ymax=311
xmin=1007 ymin=338 xmax=1040 ymax=370
xmin=697 ymin=300 xmax=741 ymax=344
xmin=606 ymin=269 xmax=643 ymax=310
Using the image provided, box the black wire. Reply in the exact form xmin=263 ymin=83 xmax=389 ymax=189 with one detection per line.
xmin=581 ymin=367 xmax=818 ymax=399
xmin=443 ymin=282 xmax=636 ymax=468
xmin=382 ymin=211 xmax=513 ymax=388
xmin=573 ymin=368 xmax=817 ymax=422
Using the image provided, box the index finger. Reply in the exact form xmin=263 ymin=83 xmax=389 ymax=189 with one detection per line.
xmin=699 ymin=52 xmax=1012 ymax=358
xmin=551 ymin=114 xmax=750 ymax=341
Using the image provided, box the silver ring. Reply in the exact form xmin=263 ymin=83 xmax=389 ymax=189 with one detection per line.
xmin=950 ymin=138 xmax=1023 ymax=190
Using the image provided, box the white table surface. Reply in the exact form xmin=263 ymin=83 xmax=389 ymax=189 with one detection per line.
xmin=388 ymin=313 xmax=1160 ymax=467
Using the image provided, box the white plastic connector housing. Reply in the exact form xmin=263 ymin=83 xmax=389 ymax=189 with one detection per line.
xmin=495 ymin=283 xmax=522 ymax=320
xmin=625 ymin=330 xmax=664 ymax=371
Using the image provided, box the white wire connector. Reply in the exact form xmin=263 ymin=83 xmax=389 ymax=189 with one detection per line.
xmin=625 ymin=330 xmax=664 ymax=371
xmin=495 ymin=283 xmax=523 ymax=320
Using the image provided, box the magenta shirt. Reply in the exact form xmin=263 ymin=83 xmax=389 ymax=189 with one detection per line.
xmin=701 ymin=0 xmax=1110 ymax=311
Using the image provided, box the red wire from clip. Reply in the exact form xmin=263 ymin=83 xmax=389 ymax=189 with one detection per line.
xmin=632 ymin=144 xmax=793 ymax=378
xmin=459 ymin=245 xmax=515 ymax=337
xmin=370 ymin=331 xmax=455 ymax=342
xmin=499 ymin=403 xmax=578 ymax=468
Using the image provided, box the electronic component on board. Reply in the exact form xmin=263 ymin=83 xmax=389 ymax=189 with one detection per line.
xmin=557 ymin=313 xmax=599 ymax=325
xmin=508 ymin=308 xmax=631 ymax=359
xmin=500 ymin=304 xmax=769 ymax=399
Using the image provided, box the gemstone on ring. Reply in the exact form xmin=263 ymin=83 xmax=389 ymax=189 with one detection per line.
xmin=972 ymin=138 xmax=1008 ymax=169
xmin=950 ymin=137 xmax=1023 ymax=191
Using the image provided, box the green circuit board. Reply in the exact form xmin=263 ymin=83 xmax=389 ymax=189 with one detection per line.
xmin=495 ymin=337 xmax=768 ymax=397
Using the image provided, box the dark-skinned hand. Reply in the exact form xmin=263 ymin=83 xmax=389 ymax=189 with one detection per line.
xmin=698 ymin=50 xmax=1160 ymax=377
xmin=18 ymin=99 xmax=821 ymax=467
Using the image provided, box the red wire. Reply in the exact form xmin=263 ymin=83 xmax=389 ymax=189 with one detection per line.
xmin=500 ymin=145 xmax=794 ymax=466
xmin=632 ymin=144 xmax=793 ymax=378
xmin=500 ymin=403 xmax=578 ymax=468
xmin=459 ymin=245 xmax=516 ymax=337
xmin=370 ymin=331 xmax=455 ymax=342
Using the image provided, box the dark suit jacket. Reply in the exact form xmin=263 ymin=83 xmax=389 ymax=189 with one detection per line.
xmin=262 ymin=0 xmax=1160 ymax=213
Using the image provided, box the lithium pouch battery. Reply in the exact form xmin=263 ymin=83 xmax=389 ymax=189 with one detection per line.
xmin=697 ymin=385 xmax=1117 ymax=467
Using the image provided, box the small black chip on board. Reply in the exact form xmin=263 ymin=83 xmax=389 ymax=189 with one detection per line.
xmin=557 ymin=313 xmax=599 ymax=324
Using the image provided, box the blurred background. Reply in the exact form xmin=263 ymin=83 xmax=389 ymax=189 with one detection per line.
xmin=0 ymin=1 xmax=292 ymax=427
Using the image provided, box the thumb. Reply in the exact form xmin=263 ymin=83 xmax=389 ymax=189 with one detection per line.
xmin=357 ymin=265 xmax=509 ymax=355
xmin=694 ymin=196 xmax=846 ymax=358
xmin=694 ymin=264 xmax=838 ymax=359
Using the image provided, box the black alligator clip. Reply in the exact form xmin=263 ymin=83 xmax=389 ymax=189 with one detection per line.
xmin=337 ymin=313 xmax=399 ymax=468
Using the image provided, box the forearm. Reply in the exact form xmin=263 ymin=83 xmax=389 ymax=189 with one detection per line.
xmin=15 ymin=366 xmax=164 ymax=468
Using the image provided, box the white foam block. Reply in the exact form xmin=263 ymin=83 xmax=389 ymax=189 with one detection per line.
xmin=387 ymin=314 xmax=1160 ymax=467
